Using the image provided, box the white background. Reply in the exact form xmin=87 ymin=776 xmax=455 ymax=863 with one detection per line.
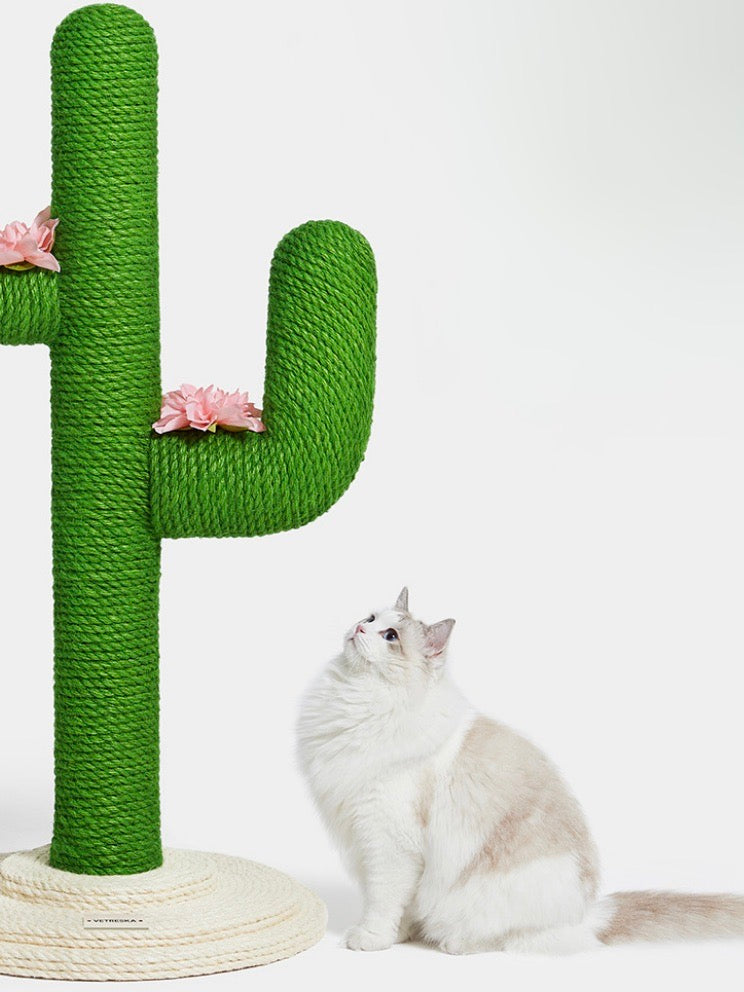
xmin=1 ymin=0 xmax=743 ymax=989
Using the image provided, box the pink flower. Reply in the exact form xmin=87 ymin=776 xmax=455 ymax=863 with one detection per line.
xmin=153 ymin=384 xmax=266 ymax=435
xmin=0 ymin=208 xmax=60 ymax=272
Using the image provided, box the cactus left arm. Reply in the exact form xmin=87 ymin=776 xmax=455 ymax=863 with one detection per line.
xmin=0 ymin=269 xmax=60 ymax=346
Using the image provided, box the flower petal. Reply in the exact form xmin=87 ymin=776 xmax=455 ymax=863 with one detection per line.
xmin=27 ymin=251 xmax=60 ymax=272
xmin=153 ymin=411 xmax=190 ymax=433
xmin=0 ymin=249 xmax=24 ymax=265
xmin=32 ymin=207 xmax=51 ymax=227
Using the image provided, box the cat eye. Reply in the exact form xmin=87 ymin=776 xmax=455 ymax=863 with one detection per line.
xmin=382 ymin=629 xmax=398 ymax=642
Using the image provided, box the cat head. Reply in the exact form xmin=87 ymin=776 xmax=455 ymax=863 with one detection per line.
xmin=342 ymin=587 xmax=455 ymax=682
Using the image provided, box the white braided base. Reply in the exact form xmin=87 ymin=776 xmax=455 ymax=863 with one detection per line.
xmin=0 ymin=846 xmax=326 ymax=981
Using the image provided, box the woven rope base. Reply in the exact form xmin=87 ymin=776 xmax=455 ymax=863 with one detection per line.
xmin=0 ymin=846 xmax=326 ymax=981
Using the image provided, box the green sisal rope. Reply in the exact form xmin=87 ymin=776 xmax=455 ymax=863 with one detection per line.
xmin=49 ymin=3 xmax=162 ymax=875
xmin=0 ymin=3 xmax=376 ymax=876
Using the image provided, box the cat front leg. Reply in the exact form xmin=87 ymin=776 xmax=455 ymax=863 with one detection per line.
xmin=397 ymin=905 xmax=418 ymax=943
xmin=345 ymin=852 xmax=421 ymax=951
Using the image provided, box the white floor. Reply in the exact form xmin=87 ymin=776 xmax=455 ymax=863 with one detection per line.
xmin=1 ymin=873 xmax=742 ymax=992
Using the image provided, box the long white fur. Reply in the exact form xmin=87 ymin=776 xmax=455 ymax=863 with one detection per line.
xmin=297 ymin=589 xmax=744 ymax=954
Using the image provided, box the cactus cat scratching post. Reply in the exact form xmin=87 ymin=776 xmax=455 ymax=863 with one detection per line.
xmin=0 ymin=4 xmax=376 ymax=981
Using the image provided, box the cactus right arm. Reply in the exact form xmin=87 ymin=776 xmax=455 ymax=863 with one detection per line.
xmin=0 ymin=270 xmax=59 ymax=346
xmin=149 ymin=219 xmax=377 ymax=539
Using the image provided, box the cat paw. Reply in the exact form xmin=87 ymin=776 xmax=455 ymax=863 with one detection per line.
xmin=344 ymin=925 xmax=395 ymax=951
xmin=439 ymin=937 xmax=472 ymax=955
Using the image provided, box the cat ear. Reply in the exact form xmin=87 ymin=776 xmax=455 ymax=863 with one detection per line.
xmin=395 ymin=587 xmax=409 ymax=612
xmin=423 ymin=619 xmax=455 ymax=660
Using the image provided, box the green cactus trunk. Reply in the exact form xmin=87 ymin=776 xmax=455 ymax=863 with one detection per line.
xmin=49 ymin=5 xmax=162 ymax=874
xmin=0 ymin=2 xmax=376 ymax=879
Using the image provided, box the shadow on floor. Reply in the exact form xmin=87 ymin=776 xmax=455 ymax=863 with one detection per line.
xmin=299 ymin=877 xmax=362 ymax=936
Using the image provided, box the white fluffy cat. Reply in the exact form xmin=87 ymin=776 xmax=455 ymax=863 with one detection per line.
xmin=297 ymin=588 xmax=744 ymax=954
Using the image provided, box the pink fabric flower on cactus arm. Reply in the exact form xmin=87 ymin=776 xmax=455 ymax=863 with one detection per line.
xmin=213 ymin=387 xmax=266 ymax=433
xmin=0 ymin=208 xmax=60 ymax=272
xmin=153 ymin=384 xmax=266 ymax=435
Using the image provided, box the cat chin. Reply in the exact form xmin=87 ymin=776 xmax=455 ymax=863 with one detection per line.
xmin=342 ymin=638 xmax=373 ymax=671
xmin=342 ymin=639 xmax=362 ymax=664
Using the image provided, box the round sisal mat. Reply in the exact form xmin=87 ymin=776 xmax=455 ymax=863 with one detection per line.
xmin=0 ymin=846 xmax=326 ymax=980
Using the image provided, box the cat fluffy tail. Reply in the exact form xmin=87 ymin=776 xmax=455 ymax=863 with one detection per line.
xmin=595 ymin=891 xmax=744 ymax=945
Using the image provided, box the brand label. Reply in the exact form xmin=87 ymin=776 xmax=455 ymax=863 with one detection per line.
xmin=83 ymin=916 xmax=148 ymax=930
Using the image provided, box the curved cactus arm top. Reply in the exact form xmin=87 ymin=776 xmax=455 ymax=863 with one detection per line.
xmin=150 ymin=219 xmax=377 ymax=539
xmin=0 ymin=269 xmax=60 ymax=346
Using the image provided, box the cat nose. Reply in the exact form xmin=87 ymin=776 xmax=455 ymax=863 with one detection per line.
xmin=355 ymin=624 xmax=365 ymax=635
